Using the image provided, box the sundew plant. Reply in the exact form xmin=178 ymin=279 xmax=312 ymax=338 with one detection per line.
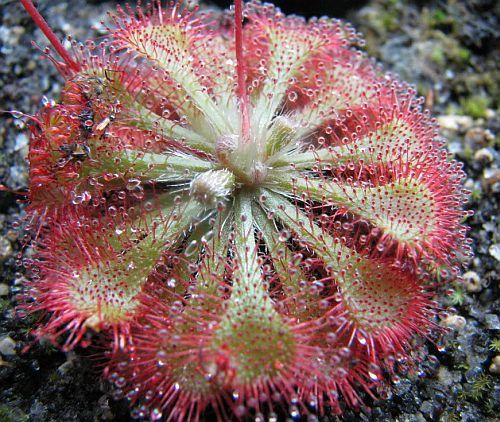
xmin=19 ymin=0 xmax=471 ymax=420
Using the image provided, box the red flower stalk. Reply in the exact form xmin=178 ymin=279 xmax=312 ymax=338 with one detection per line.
xmin=20 ymin=0 xmax=471 ymax=420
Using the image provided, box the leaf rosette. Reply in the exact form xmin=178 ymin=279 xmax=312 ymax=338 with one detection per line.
xmin=20 ymin=1 xmax=471 ymax=419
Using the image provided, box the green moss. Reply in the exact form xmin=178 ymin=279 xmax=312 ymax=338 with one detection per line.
xmin=0 ymin=297 xmax=10 ymax=312
xmin=18 ymin=313 xmax=40 ymax=336
xmin=460 ymin=95 xmax=491 ymax=119
xmin=432 ymin=9 xmax=448 ymax=25
xmin=375 ymin=0 xmax=400 ymax=32
xmin=469 ymin=374 xmax=493 ymax=401
xmin=470 ymin=189 xmax=483 ymax=202
xmin=430 ymin=46 xmax=445 ymax=66
xmin=0 ymin=405 xmax=28 ymax=422
xmin=0 ymin=406 xmax=15 ymax=422
xmin=447 ymin=44 xmax=471 ymax=66
xmin=450 ymin=284 xmax=465 ymax=306
xmin=484 ymin=397 xmax=496 ymax=416
xmin=462 ymin=144 xmax=474 ymax=160
xmin=441 ymin=412 xmax=461 ymax=422
xmin=48 ymin=370 xmax=61 ymax=383
xmin=444 ymin=103 xmax=461 ymax=115
xmin=457 ymin=47 xmax=471 ymax=63
xmin=456 ymin=374 xmax=496 ymax=415
xmin=381 ymin=13 xmax=398 ymax=32
xmin=488 ymin=338 xmax=500 ymax=352
xmin=21 ymin=313 xmax=38 ymax=326
xmin=432 ymin=33 xmax=471 ymax=67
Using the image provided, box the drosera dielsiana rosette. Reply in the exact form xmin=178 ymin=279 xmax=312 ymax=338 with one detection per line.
xmin=18 ymin=0 xmax=472 ymax=419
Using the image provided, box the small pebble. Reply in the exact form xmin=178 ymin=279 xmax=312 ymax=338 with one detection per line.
xmin=464 ymin=178 xmax=475 ymax=190
xmin=420 ymin=401 xmax=434 ymax=416
xmin=441 ymin=315 xmax=466 ymax=331
xmin=57 ymin=360 xmax=74 ymax=375
xmin=482 ymin=221 xmax=496 ymax=233
xmin=489 ymin=356 xmax=500 ymax=375
xmin=0 ymin=236 xmax=13 ymax=262
xmin=437 ymin=367 xmax=454 ymax=387
xmin=473 ymin=148 xmax=494 ymax=164
xmin=489 ymin=244 xmax=500 ymax=262
xmin=0 ymin=283 xmax=9 ymax=296
xmin=448 ymin=141 xmax=463 ymax=155
xmin=482 ymin=169 xmax=500 ymax=190
xmin=465 ymin=127 xmax=493 ymax=147
xmin=5 ymin=229 xmax=18 ymax=242
xmin=437 ymin=115 xmax=473 ymax=131
xmin=484 ymin=314 xmax=500 ymax=330
xmin=485 ymin=109 xmax=495 ymax=119
xmin=0 ymin=335 xmax=16 ymax=356
xmin=463 ymin=271 xmax=482 ymax=293
xmin=10 ymin=25 xmax=26 ymax=37
xmin=26 ymin=59 xmax=37 ymax=71
xmin=57 ymin=351 xmax=77 ymax=375
xmin=14 ymin=133 xmax=28 ymax=152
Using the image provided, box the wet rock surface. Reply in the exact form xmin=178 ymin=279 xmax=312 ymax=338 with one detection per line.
xmin=0 ymin=0 xmax=498 ymax=420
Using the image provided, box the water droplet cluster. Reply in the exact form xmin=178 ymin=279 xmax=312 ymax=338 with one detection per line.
xmin=20 ymin=1 xmax=471 ymax=420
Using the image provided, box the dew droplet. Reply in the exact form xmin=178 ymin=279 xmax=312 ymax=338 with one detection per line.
xmin=156 ymin=350 xmax=168 ymax=367
xmin=326 ymin=332 xmax=337 ymax=344
xmin=114 ymin=376 xmax=126 ymax=388
xmin=10 ymin=110 xmax=24 ymax=119
xmin=255 ymin=412 xmax=265 ymax=422
xmin=234 ymin=405 xmax=246 ymax=417
xmin=201 ymin=230 xmax=214 ymax=243
xmin=278 ymin=230 xmax=291 ymax=242
xmin=130 ymin=408 xmax=144 ymax=419
xmin=289 ymin=405 xmax=300 ymax=419
xmin=144 ymin=390 xmax=154 ymax=402
xmin=184 ymin=240 xmax=198 ymax=257
xmin=71 ymin=194 xmax=85 ymax=205
xmin=41 ymin=96 xmax=51 ymax=107
xmin=126 ymin=178 xmax=141 ymax=191
xmin=339 ymin=347 xmax=351 ymax=358
xmin=150 ymin=409 xmax=162 ymax=421
xmin=126 ymin=388 xmax=139 ymax=400
xmin=319 ymin=299 xmax=330 ymax=309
